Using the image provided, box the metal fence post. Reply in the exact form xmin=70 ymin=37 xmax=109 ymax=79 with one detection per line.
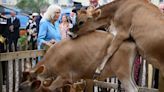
xmin=0 ymin=62 xmax=3 ymax=92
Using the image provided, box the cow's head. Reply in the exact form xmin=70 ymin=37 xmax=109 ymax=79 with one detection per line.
xmin=19 ymin=78 xmax=62 ymax=92
xmin=19 ymin=65 xmax=73 ymax=92
xmin=19 ymin=77 xmax=74 ymax=92
xmin=19 ymin=80 xmax=43 ymax=92
xmin=69 ymin=6 xmax=101 ymax=38
xmin=21 ymin=65 xmax=46 ymax=83
xmin=19 ymin=65 xmax=54 ymax=92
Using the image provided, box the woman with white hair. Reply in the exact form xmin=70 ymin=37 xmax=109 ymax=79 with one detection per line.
xmin=37 ymin=4 xmax=61 ymax=49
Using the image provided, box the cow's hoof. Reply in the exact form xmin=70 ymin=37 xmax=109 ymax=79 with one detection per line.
xmin=93 ymin=72 xmax=101 ymax=79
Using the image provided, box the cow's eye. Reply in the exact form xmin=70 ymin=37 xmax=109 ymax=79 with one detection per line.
xmin=79 ymin=21 xmax=84 ymax=26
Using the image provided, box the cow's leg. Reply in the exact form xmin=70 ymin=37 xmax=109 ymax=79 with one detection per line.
xmin=111 ymin=42 xmax=138 ymax=92
xmin=115 ymin=59 xmax=138 ymax=92
xmin=119 ymin=77 xmax=138 ymax=92
xmin=96 ymin=27 xmax=130 ymax=74
xmin=160 ymin=64 xmax=164 ymax=78
xmin=116 ymin=57 xmax=138 ymax=92
xmin=106 ymin=27 xmax=130 ymax=60
xmin=85 ymin=79 xmax=94 ymax=92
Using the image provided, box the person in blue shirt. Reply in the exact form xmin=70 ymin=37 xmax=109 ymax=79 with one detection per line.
xmin=37 ymin=4 xmax=61 ymax=49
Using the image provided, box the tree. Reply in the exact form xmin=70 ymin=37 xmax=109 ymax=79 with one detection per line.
xmin=16 ymin=0 xmax=49 ymax=13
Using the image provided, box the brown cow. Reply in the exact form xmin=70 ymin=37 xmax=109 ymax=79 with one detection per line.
xmin=70 ymin=0 xmax=164 ymax=77
xmin=19 ymin=31 xmax=138 ymax=92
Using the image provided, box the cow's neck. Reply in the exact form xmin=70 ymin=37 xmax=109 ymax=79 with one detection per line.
xmin=78 ymin=0 xmax=123 ymax=35
xmin=98 ymin=0 xmax=123 ymax=20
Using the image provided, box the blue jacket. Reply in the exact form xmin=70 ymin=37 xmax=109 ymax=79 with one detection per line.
xmin=37 ymin=18 xmax=61 ymax=48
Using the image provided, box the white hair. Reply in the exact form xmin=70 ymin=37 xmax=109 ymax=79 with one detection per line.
xmin=43 ymin=4 xmax=61 ymax=20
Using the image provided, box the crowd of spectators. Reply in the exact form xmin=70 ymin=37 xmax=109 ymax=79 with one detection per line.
xmin=0 ymin=4 xmax=77 ymax=52
xmin=0 ymin=3 xmax=76 ymax=86
xmin=0 ymin=0 xmax=106 ymax=53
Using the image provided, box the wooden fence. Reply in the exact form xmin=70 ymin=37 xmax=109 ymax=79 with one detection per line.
xmin=0 ymin=50 xmax=162 ymax=92
xmin=0 ymin=50 xmax=45 ymax=92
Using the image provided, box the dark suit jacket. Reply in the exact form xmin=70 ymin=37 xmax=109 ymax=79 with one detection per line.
xmin=0 ymin=15 xmax=8 ymax=38
xmin=7 ymin=17 xmax=20 ymax=39
xmin=35 ymin=15 xmax=42 ymax=35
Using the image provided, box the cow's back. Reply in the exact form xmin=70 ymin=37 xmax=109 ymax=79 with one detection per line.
xmin=41 ymin=31 xmax=113 ymax=80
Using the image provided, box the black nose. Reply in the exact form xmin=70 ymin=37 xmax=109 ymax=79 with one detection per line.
xmin=67 ymin=31 xmax=78 ymax=39
xmin=19 ymin=83 xmax=25 ymax=91
xmin=19 ymin=87 xmax=22 ymax=91
xmin=79 ymin=21 xmax=84 ymax=26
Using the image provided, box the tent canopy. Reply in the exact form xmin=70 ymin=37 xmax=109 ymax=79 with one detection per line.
xmin=0 ymin=5 xmax=29 ymax=29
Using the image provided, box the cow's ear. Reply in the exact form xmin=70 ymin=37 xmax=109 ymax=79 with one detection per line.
xmin=31 ymin=80 xmax=41 ymax=89
xmin=78 ymin=9 xmax=87 ymax=15
xmin=87 ymin=5 xmax=95 ymax=14
xmin=22 ymin=71 xmax=31 ymax=82
xmin=92 ymin=9 xmax=101 ymax=20
xmin=34 ymin=65 xmax=45 ymax=75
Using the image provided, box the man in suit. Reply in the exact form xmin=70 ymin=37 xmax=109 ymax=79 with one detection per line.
xmin=69 ymin=11 xmax=76 ymax=25
xmin=7 ymin=11 xmax=20 ymax=52
xmin=72 ymin=2 xmax=83 ymax=14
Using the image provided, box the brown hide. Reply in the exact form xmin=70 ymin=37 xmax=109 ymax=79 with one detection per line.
xmin=39 ymin=31 xmax=112 ymax=80
xmin=19 ymin=31 xmax=111 ymax=92
xmin=33 ymin=31 xmax=112 ymax=91
xmin=71 ymin=0 xmax=121 ymax=35
xmin=71 ymin=0 xmax=164 ymax=78
xmin=19 ymin=31 xmax=138 ymax=92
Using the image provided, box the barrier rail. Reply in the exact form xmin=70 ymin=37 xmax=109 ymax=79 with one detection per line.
xmin=0 ymin=50 xmax=46 ymax=92
xmin=0 ymin=50 xmax=162 ymax=92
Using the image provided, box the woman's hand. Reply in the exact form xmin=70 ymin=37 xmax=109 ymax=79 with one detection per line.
xmin=43 ymin=39 xmax=56 ymax=47
xmin=9 ymin=25 xmax=14 ymax=32
xmin=43 ymin=41 xmax=54 ymax=47
xmin=49 ymin=39 xmax=56 ymax=44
